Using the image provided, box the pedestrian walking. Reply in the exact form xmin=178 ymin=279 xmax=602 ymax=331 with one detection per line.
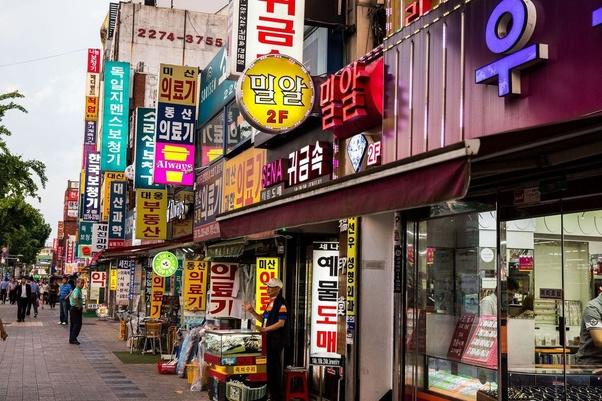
xmin=39 ymin=280 xmax=48 ymax=309
xmin=68 ymin=278 xmax=84 ymax=345
xmin=15 ymin=277 xmax=31 ymax=323
xmin=48 ymin=279 xmax=59 ymax=309
xmin=243 ymin=278 xmax=288 ymax=401
xmin=58 ymin=277 xmax=71 ymax=325
xmin=8 ymin=278 xmax=16 ymax=305
xmin=27 ymin=278 xmax=39 ymax=318
xmin=0 ymin=278 xmax=8 ymax=304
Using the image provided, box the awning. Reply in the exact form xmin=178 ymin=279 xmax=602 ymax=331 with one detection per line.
xmin=96 ymin=235 xmax=194 ymax=261
xmin=217 ymin=143 xmax=477 ymax=238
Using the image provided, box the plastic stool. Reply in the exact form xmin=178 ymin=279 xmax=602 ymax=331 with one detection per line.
xmin=284 ymin=367 xmax=309 ymax=401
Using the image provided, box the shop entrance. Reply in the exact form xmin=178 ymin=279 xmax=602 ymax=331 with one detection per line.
xmin=499 ymin=204 xmax=602 ymax=400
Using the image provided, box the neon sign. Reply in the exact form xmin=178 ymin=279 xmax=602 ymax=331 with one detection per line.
xmin=475 ymin=0 xmax=548 ymax=96
xmin=594 ymin=7 xmax=602 ymax=26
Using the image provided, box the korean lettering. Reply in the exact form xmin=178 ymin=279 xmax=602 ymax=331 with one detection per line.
xmin=209 ymin=263 xmax=238 ymax=317
xmin=109 ymin=181 xmax=126 ymax=240
xmin=256 ymin=0 xmax=297 ymax=54
xmin=287 ymin=141 xmax=332 ymax=186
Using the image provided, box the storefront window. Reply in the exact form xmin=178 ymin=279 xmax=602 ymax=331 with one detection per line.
xmin=404 ymin=211 xmax=498 ymax=400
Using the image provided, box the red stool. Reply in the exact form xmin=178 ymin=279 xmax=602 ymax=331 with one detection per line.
xmin=283 ymin=367 xmax=309 ymax=401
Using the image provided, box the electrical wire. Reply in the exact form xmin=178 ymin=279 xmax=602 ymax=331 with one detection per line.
xmin=0 ymin=48 xmax=87 ymax=68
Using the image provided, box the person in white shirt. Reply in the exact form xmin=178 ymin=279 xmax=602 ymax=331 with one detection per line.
xmin=480 ymin=277 xmax=519 ymax=317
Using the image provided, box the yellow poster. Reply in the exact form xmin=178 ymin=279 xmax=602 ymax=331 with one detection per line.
xmin=135 ymin=189 xmax=168 ymax=240
xmin=101 ymin=172 xmax=125 ymax=221
xmin=222 ymin=148 xmax=266 ymax=213
xmin=150 ymin=273 xmax=165 ymax=319
xmin=158 ymin=64 xmax=198 ymax=106
xmin=255 ymin=257 xmax=280 ymax=327
xmin=110 ymin=269 xmax=118 ymax=291
xmin=183 ymin=260 xmax=208 ymax=311
xmin=85 ymin=96 xmax=98 ymax=121
xmin=347 ymin=217 xmax=358 ymax=318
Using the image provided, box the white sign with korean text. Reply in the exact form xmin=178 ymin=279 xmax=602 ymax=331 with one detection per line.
xmin=310 ymin=242 xmax=342 ymax=363
xmin=91 ymin=223 xmax=109 ymax=252
xmin=228 ymin=0 xmax=305 ymax=76
xmin=208 ymin=262 xmax=240 ymax=318
xmin=116 ymin=269 xmax=131 ymax=305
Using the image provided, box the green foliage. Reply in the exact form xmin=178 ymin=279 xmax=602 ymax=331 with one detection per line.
xmin=0 ymin=91 xmax=48 ymax=200
xmin=0 ymin=197 xmax=51 ymax=264
xmin=0 ymin=91 xmax=51 ymax=262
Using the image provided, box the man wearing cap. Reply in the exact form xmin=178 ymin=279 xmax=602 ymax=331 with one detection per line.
xmin=244 ymin=277 xmax=288 ymax=401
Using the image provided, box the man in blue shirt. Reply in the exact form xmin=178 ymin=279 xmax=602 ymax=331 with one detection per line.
xmin=0 ymin=278 xmax=9 ymax=304
xmin=58 ymin=277 xmax=72 ymax=325
xmin=27 ymin=278 xmax=40 ymax=318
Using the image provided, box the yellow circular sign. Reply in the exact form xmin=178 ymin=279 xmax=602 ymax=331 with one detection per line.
xmin=237 ymin=54 xmax=314 ymax=134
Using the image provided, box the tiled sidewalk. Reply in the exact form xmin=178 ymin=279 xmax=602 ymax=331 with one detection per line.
xmin=0 ymin=303 xmax=208 ymax=401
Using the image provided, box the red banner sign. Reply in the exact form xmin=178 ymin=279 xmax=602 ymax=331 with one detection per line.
xmin=87 ymin=49 xmax=101 ymax=73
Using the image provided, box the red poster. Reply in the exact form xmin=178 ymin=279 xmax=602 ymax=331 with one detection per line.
xmin=87 ymin=49 xmax=101 ymax=73
xmin=461 ymin=316 xmax=498 ymax=369
xmin=447 ymin=314 xmax=476 ymax=361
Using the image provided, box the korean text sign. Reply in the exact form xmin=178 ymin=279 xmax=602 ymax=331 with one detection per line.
xmin=193 ymin=160 xmax=223 ymax=241
xmin=101 ymin=172 xmax=125 ymax=221
xmin=135 ymin=189 xmax=167 ymax=240
xmin=199 ymin=47 xmax=236 ymax=127
xmin=310 ymin=242 xmax=342 ymax=364
xmin=108 ymin=180 xmax=127 ymax=245
xmin=222 ymin=148 xmax=266 ymax=212
xmin=153 ymin=64 xmax=198 ymax=186
xmin=150 ymin=274 xmax=165 ymax=319
xmin=208 ymin=263 xmax=238 ymax=318
xmin=116 ymin=267 xmax=131 ymax=305
xmin=237 ymin=54 xmax=314 ymax=134
xmin=110 ymin=269 xmax=118 ymax=291
xmin=183 ymin=260 xmax=208 ymax=311
xmin=229 ymin=0 xmax=305 ymax=75
xmin=83 ymin=152 xmax=101 ymax=221
xmin=134 ymin=108 xmax=163 ymax=189
xmin=101 ymin=61 xmax=130 ymax=172
xmin=255 ymin=258 xmax=280 ymax=327
xmin=346 ymin=217 xmax=358 ymax=342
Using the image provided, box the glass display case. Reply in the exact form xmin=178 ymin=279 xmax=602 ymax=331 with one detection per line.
xmin=205 ymin=329 xmax=263 ymax=357
xmin=427 ymin=356 xmax=497 ymax=401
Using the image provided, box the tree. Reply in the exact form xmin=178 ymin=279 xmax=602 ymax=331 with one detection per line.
xmin=0 ymin=197 xmax=51 ymax=264
xmin=0 ymin=91 xmax=47 ymax=200
xmin=0 ymin=91 xmax=51 ymax=263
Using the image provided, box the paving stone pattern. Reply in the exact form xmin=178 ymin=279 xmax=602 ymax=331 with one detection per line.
xmin=0 ymin=304 xmax=207 ymax=401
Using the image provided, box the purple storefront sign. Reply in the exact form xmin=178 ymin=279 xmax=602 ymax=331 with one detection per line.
xmin=153 ymin=142 xmax=195 ymax=186
xmin=383 ymin=0 xmax=602 ymax=164
xmin=193 ymin=160 xmax=223 ymax=241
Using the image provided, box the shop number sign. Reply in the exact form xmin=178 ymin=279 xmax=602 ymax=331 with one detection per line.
xmin=152 ymin=251 xmax=178 ymax=277
xmin=236 ymin=54 xmax=314 ymax=134
xmin=233 ymin=365 xmax=257 ymax=374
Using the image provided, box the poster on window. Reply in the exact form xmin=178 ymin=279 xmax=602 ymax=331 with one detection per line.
xmin=310 ymin=242 xmax=342 ymax=366
xmin=208 ymin=262 xmax=239 ymax=318
xmin=116 ymin=268 xmax=131 ymax=305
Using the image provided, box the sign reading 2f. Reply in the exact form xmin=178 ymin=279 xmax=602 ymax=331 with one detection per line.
xmin=475 ymin=0 xmax=548 ymax=96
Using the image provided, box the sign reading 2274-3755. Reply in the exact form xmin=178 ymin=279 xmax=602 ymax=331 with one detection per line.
xmin=236 ymin=54 xmax=314 ymax=135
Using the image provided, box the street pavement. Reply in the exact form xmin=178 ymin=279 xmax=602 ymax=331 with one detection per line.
xmin=0 ymin=303 xmax=208 ymax=401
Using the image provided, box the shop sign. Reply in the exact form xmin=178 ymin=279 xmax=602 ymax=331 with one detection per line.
xmin=222 ymin=148 xmax=266 ymax=212
xmin=82 ymin=152 xmax=101 ymax=221
xmin=66 ymin=237 xmax=75 ymax=264
xmin=194 ymin=160 xmax=223 ymax=241
xmin=116 ymin=268 xmax=131 ymax=305
xmin=476 ymin=0 xmax=548 ymax=96
xmin=153 ymin=64 xmax=198 ymax=186
xmin=367 ymin=141 xmax=382 ymax=167
xmin=110 ymin=268 xmax=118 ymax=291
xmin=255 ymin=257 xmax=280 ymax=327
xmin=260 ymin=141 xmax=332 ymax=201
xmin=85 ymin=96 xmax=98 ymax=121
xmin=85 ymin=73 xmax=100 ymax=98
xmin=228 ymin=0 xmax=305 ymax=75
xmin=183 ymin=260 xmax=208 ymax=311
xmin=237 ymin=54 xmax=314 ymax=134
xmin=91 ymin=223 xmax=108 ymax=252
xmin=540 ymin=288 xmax=562 ymax=300
xmin=58 ymin=221 xmax=64 ymax=239
xmin=135 ymin=189 xmax=167 ymax=240
xmin=513 ymin=187 xmax=541 ymax=205
xmin=57 ymin=246 xmax=64 ymax=261
xmin=101 ymin=172 xmax=125 ymax=221
xmin=108 ymin=181 xmax=126 ymax=247
xmin=128 ymin=263 xmax=136 ymax=300
xmin=447 ymin=313 xmax=476 ymax=361
xmin=199 ymin=47 xmax=235 ymax=127
xmin=84 ymin=121 xmax=97 ymax=146
xmin=123 ymin=209 xmax=135 ymax=247
xmin=346 ymin=218 xmax=358 ymax=344
xmin=134 ymin=108 xmax=163 ymax=189
xmin=347 ymin=134 xmax=367 ymax=173
xmin=208 ymin=263 xmax=238 ymax=318
xmin=171 ymin=191 xmax=194 ymax=239
xmin=320 ymin=57 xmax=384 ymax=139
xmin=226 ymin=102 xmax=253 ymax=151
xmin=152 ymin=251 xmax=178 ymax=277
xmin=310 ymin=242 xmax=342 ymax=365
xmin=150 ymin=274 xmax=165 ymax=319
xmin=100 ymin=61 xmax=130 ymax=172
xmin=90 ymin=271 xmax=106 ymax=302
xmin=66 ymin=201 xmax=78 ymax=219
xmin=87 ymin=48 xmax=101 ymax=73
xmin=200 ymin=111 xmax=225 ymax=167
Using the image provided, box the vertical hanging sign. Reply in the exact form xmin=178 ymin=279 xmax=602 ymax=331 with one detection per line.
xmin=135 ymin=189 xmax=168 ymax=240
xmin=108 ymin=180 xmax=126 ymax=248
xmin=153 ymin=64 xmax=198 ymax=186
xmin=310 ymin=242 xmax=342 ymax=366
xmin=150 ymin=274 xmax=165 ymax=319
xmin=134 ymin=108 xmax=163 ymax=189
xmin=255 ymin=257 xmax=280 ymax=327
xmin=183 ymin=260 xmax=208 ymax=311
xmin=208 ymin=263 xmax=238 ymax=318
xmin=346 ymin=217 xmax=358 ymax=343
xmin=82 ymin=152 xmax=101 ymax=221
xmin=101 ymin=61 xmax=130 ymax=172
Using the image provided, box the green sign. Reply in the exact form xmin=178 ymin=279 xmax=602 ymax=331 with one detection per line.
xmin=152 ymin=251 xmax=178 ymax=277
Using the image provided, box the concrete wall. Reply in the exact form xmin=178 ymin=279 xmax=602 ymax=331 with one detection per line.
xmin=359 ymin=212 xmax=394 ymax=400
